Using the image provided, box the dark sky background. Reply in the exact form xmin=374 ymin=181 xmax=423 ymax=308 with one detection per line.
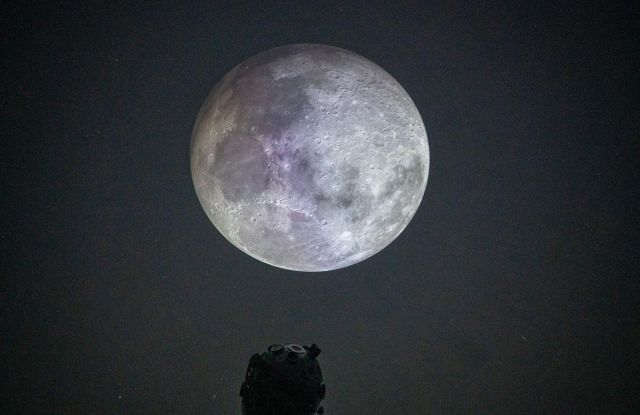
xmin=3 ymin=1 xmax=639 ymax=414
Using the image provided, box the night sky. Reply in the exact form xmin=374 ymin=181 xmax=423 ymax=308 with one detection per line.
xmin=3 ymin=1 xmax=638 ymax=414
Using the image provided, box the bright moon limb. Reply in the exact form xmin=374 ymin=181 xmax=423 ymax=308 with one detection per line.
xmin=191 ymin=44 xmax=429 ymax=271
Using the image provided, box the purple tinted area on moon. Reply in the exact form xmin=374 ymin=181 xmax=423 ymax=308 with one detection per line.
xmin=191 ymin=44 xmax=429 ymax=271
xmin=212 ymin=136 xmax=268 ymax=201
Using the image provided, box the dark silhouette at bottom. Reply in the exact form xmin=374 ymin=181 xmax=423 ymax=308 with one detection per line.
xmin=240 ymin=343 xmax=326 ymax=414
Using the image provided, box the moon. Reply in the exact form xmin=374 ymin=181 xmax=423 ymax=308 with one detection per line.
xmin=191 ymin=44 xmax=429 ymax=272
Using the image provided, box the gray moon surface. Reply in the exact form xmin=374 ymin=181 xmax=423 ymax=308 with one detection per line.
xmin=191 ymin=44 xmax=429 ymax=272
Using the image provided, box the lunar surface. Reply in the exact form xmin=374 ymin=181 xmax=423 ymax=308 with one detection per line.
xmin=191 ymin=44 xmax=429 ymax=271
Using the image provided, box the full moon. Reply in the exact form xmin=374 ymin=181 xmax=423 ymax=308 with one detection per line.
xmin=191 ymin=44 xmax=429 ymax=271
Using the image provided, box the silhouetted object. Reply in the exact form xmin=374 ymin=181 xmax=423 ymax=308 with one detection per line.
xmin=240 ymin=343 xmax=326 ymax=414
